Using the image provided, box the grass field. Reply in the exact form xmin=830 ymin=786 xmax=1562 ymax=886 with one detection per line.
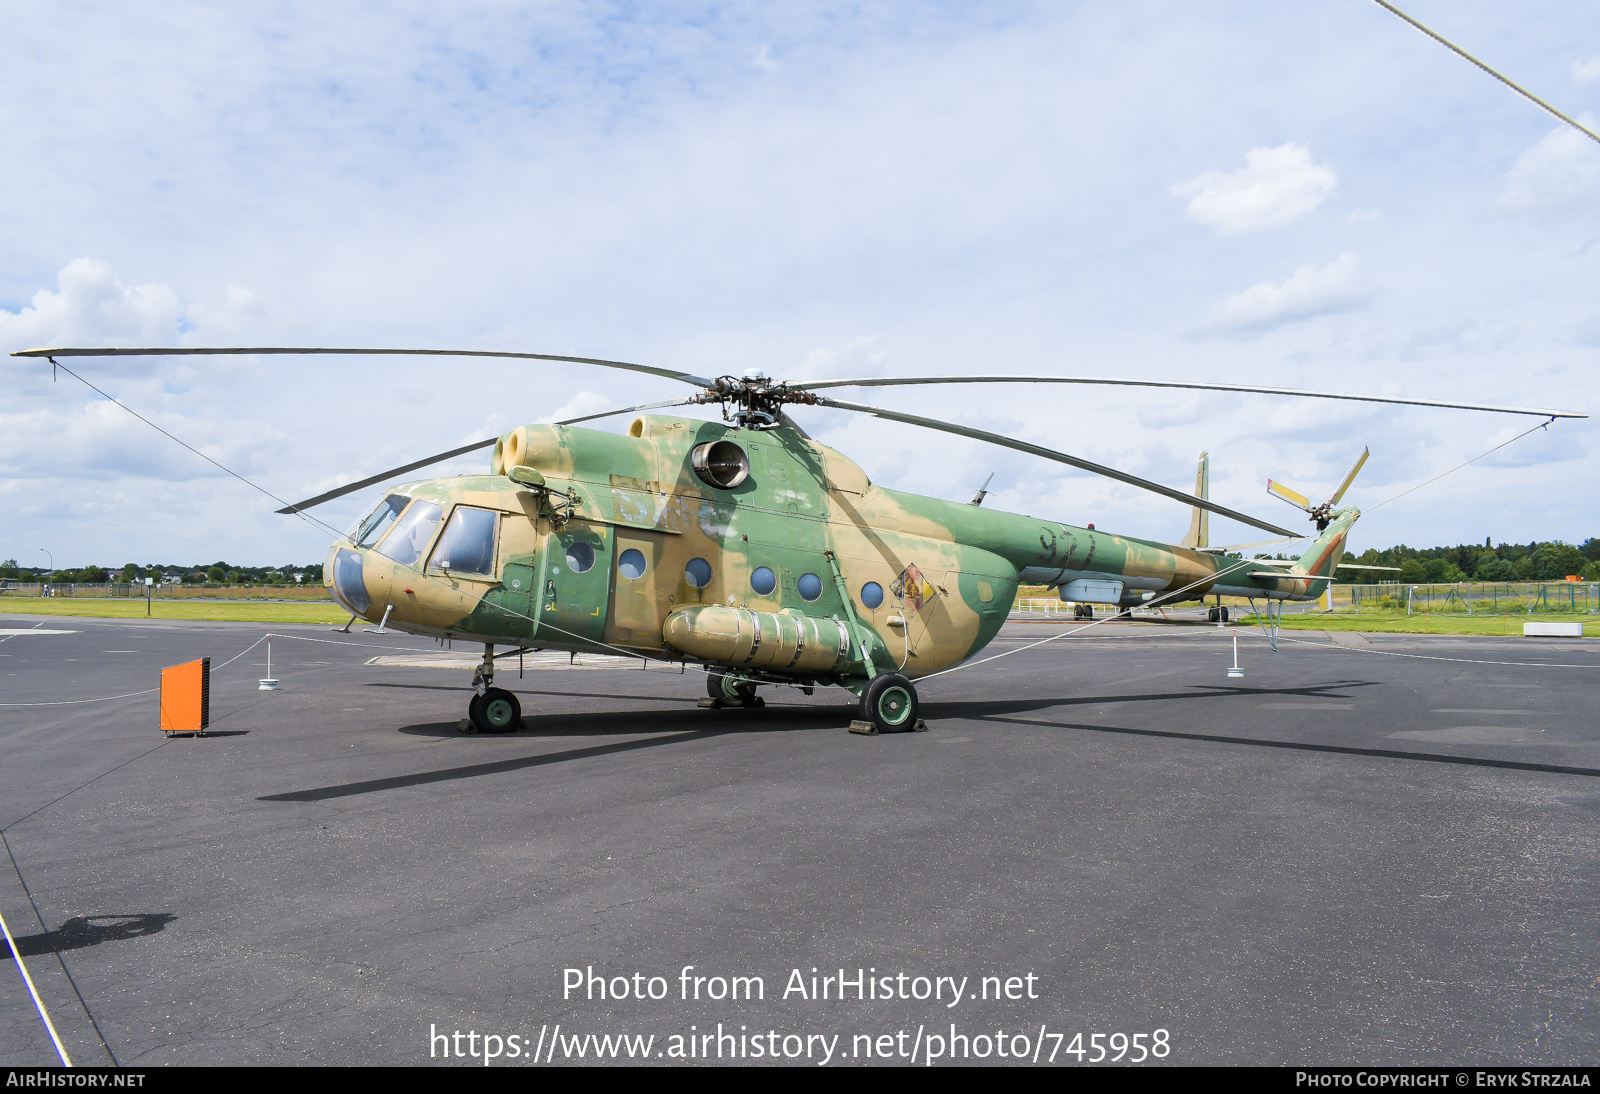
xmin=0 ymin=599 xmax=352 ymax=624
xmin=1236 ymin=612 xmax=1595 ymax=637
xmin=6 ymin=593 xmax=1591 ymax=637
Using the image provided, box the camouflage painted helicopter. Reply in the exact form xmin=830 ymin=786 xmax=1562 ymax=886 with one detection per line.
xmin=16 ymin=346 xmax=1584 ymax=734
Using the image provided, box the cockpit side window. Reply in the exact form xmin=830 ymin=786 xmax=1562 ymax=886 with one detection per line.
xmin=353 ymin=494 xmax=409 ymax=547
xmin=428 ymin=506 xmax=499 ymax=576
xmin=374 ymin=500 xmax=444 ymax=567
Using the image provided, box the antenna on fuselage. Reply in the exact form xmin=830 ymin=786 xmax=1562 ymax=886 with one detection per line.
xmin=968 ymin=473 xmax=994 ymax=506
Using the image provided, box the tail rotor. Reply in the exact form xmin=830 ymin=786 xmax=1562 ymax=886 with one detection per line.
xmin=1267 ymin=446 xmax=1369 ymax=530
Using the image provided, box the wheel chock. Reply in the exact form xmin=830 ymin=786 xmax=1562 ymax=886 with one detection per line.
xmin=699 ymin=696 xmax=767 ymax=710
xmin=850 ymin=717 xmax=927 ymax=735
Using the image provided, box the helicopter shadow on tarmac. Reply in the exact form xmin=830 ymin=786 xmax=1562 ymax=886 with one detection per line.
xmin=263 ymin=681 xmax=1379 ymax=804
xmin=917 ymin=679 xmax=1378 ymax=722
xmin=369 ymin=679 xmax=709 ymax=710
xmin=261 ymin=713 xmax=843 ymax=804
xmin=395 ymin=701 xmax=846 ymax=740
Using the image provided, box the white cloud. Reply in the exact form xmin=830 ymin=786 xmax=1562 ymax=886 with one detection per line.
xmin=1170 ymin=143 xmax=1337 ymax=234
xmin=0 ymin=260 xmax=273 ymax=373
xmin=537 ymin=390 xmax=611 ymax=424
xmin=795 ymin=335 xmax=888 ymax=382
xmin=1574 ymin=56 xmax=1600 ymax=85
xmin=0 ymin=7 xmax=1594 ymax=563
xmin=1500 ymin=122 xmax=1600 ymax=209
xmin=1198 ymin=253 xmax=1374 ymax=335
xmin=0 ymin=258 xmax=181 ymax=350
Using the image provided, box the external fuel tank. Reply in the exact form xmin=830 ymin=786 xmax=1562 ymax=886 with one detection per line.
xmin=662 ymin=604 xmax=850 ymax=673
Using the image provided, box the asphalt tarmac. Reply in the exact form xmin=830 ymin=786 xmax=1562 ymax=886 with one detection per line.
xmin=2 ymin=611 xmax=1597 ymax=1066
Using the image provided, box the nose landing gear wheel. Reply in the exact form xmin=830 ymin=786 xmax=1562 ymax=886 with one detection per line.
xmin=859 ymin=673 xmax=920 ymax=734
xmin=468 ymin=687 xmax=522 ymax=733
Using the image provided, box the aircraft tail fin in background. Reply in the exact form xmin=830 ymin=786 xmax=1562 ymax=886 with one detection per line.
xmin=1178 ymin=452 xmax=1209 ymax=549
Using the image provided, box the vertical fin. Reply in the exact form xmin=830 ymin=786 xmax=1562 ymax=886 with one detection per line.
xmin=1179 ymin=452 xmax=1209 ymax=548
xmin=1295 ymin=509 xmax=1361 ymax=579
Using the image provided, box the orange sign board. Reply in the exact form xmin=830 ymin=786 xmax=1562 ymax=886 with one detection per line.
xmin=159 ymin=657 xmax=210 ymax=734
xmin=1565 ymin=575 xmax=1581 ymax=583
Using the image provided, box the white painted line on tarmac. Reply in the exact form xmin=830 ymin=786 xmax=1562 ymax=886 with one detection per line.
xmin=0 ymin=904 xmax=73 ymax=1066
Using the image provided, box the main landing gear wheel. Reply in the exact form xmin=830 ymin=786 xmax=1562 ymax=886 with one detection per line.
xmin=1074 ymin=604 xmax=1093 ymax=621
xmin=859 ymin=673 xmax=920 ymax=734
xmin=1207 ymin=606 xmax=1230 ymax=623
xmin=468 ymin=688 xmax=522 ymax=733
xmin=706 ymin=671 xmax=763 ymax=707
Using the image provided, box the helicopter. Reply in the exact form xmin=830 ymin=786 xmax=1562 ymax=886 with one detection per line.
xmin=14 ymin=346 xmax=1585 ymax=734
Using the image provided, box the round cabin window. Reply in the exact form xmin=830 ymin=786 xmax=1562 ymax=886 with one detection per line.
xmin=690 ymin=440 xmax=750 ymax=489
xmin=684 ymin=557 xmax=713 ymax=588
xmin=860 ymin=581 xmax=885 ymax=610
xmin=797 ymin=573 xmax=823 ymax=601
xmin=618 ymin=548 xmax=647 ymax=580
xmin=750 ymin=566 xmax=777 ymax=595
xmin=565 ymin=542 xmax=595 ymax=573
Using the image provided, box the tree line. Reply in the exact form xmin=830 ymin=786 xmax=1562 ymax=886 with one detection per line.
xmin=1327 ymin=538 xmax=1600 ymax=584
xmin=6 ymin=537 xmax=1598 ymax=588
xmin=0 ymin=561 xmax=325 ymax=585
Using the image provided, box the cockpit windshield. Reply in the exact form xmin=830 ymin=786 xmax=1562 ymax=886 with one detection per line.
xmin=373 ymin=500 xmax=444 ymax=567
xmin=352 ymin=494 xmax=409 ymax=547
xmin=429 ymin=506 xmax=498 ymax=575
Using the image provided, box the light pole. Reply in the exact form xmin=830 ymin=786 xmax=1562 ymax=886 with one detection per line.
xmin=39 ymin=549 xmax=52 ymax=597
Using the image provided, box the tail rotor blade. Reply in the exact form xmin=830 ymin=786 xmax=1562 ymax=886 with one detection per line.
xmin=1266 ymin=479 xmax=1314 ymax=512
xmin=1327 ymin=446 xmax=1370 ymax=506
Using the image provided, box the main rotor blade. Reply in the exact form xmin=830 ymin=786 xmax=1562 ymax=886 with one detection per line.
xmin=812 ymin=396 xmax=1299 ymax=537
xmin=274 ymin=397 xmax=698 ymax=514
xmin=275 ymin=438 xmax=498 ymax=514
xmin=792 ymin=375 xmax=1586 ymax=419
xmin=1327 ymin=446 xmax=1370 ymax=506
xmin=13 ymin=346 xmax=718 ymax=390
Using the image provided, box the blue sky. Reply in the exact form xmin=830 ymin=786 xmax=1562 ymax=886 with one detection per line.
xmin=2 ymin=1 xmax=1596 ymax=567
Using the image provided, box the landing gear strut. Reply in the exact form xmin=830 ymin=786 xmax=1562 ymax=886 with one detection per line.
xmin=463 ymin=644 xmax=522 ymax=733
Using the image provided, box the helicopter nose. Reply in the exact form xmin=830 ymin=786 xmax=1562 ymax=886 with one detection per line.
xmin=329 ymin=546 xmax=371 ymax=615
